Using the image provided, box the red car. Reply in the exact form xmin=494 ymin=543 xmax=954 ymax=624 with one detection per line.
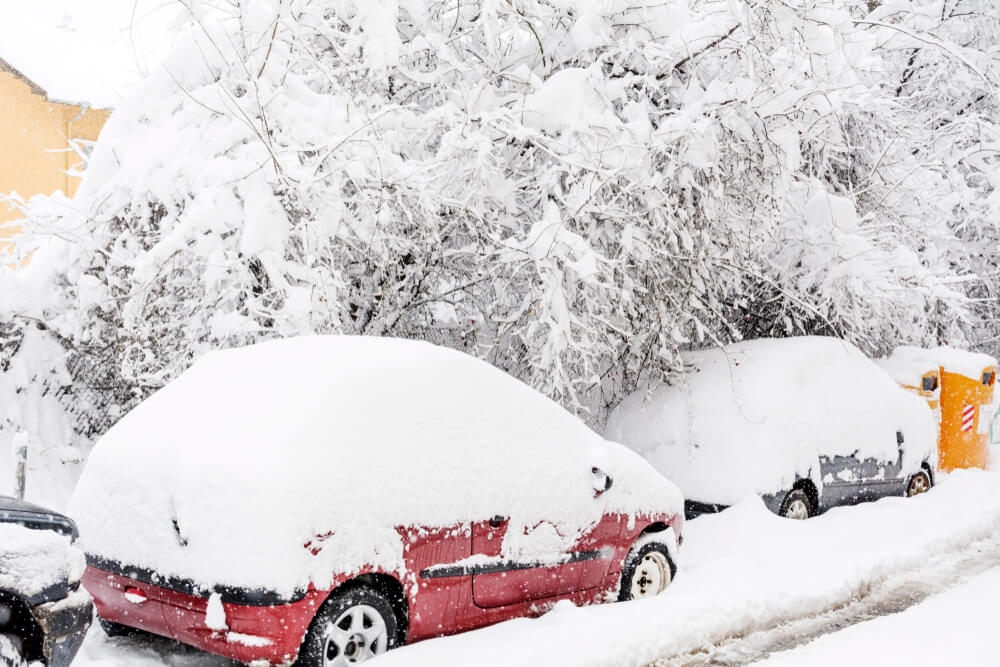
xmin=71 ymin=336 xmax=684 ymax=665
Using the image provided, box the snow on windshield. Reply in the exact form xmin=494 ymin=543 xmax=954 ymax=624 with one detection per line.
xmin=70 ymin=336 xmax=681 ymax=596
xmin=605 ymin=337 xmax=936 ymax=505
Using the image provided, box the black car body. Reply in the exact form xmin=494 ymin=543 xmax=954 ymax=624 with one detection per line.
xmin=0 ymin=496 xmax=92 ymax=667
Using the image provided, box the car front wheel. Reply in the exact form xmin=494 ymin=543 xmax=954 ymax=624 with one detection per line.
xmin=295 ymin=586 xmax=400 ymax=667
xmin=779 ymin=489 xmax=813 ymax=520
xmin=906 ymin=470 xmax=932 ymax=497
xmin=618 ymin=541 xmax=675 ymax=601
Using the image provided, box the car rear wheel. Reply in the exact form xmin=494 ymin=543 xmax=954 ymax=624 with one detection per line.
xmin=618 ymin=541 xmax=675 ymax=601
xmin=779 ymin=489 xmax=813 ymax=520
xmin=906 ymin=470 xmax=932 ymax=497
xmin=295 ymin=586 xmax=400 ymax=667
xmin=0 ymin=634 xmax=26 ymax=667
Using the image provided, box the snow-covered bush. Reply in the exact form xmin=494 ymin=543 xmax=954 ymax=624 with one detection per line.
xmin=3 ymin=0 xmax=998 ymax=444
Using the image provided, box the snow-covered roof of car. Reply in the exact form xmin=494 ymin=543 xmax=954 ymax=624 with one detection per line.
xmin=71 ymin=336 xmax=681 ymax=596
xmin=605 ymin=337 xmax=936 ymax=506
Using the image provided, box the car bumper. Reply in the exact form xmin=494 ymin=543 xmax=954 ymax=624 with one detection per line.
xmin=84 ymin=563 xmax=324 ymax=665
xmin=33 ymin=588 xmax=93 ymax=667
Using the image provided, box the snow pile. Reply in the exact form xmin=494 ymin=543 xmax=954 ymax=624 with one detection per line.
xmin=0 ymin=522 xmax=84 ymax=598
xmin=70 ymin=336 xmax=682 ymax=596
xmin=605 ymin=337 xmax=936 ymax=505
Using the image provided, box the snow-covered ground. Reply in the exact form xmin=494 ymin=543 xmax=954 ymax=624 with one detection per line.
xmin=756 ymin=566 xmax=1000 ymax=666
xmin=69 ymin=460 xmax=1000 ymax=667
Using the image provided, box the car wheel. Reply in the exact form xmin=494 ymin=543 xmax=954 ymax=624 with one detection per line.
xmin=618 ymin=541 xmax=675 ymax=602
xmin=906 ymin=470 xmax=932 ymax=497
xmin=0 ymin=634 xmax=26 ymax=667
xmin=295 ymin=585 xmax=400 ymax=667
xmin=779 ymin=489 xmax=813 ymax=520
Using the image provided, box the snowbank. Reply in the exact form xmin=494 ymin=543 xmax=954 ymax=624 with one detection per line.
xmin=605 ymin=337 xmax=936 ymax=505
xmin=70 ymin=336 xmax=681 ymax=597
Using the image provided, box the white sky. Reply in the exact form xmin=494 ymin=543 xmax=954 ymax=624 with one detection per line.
xmin=0 ymin=0 xmax=182 ymax=107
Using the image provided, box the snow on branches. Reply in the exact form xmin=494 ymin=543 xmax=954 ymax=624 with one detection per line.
xmin=3 ymin=0 xmax=996 ymax=443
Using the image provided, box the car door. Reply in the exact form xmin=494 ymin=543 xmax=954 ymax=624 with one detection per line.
xmin=470 ymin=468 xmax=621 ymax=609
xmin=857 ymin=431 xmax=907 ymax=502
xmin=818 ymin=453 xmax=864 ymax=509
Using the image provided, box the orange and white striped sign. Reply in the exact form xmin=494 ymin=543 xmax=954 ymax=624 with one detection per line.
xmin=961 ymin=404 xmax=976 ymax=432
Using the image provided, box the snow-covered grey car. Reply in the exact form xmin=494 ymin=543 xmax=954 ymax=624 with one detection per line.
xmin=607 ymin=337 xmax=938 ymax=520
xmin=0 ymin=496 xmax=91 ymax=667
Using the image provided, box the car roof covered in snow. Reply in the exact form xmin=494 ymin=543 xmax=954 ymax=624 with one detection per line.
xmin=71 ymin=336 xmax=681 ymax=596
xmin=605 ymin=337 xmax=936 ymax=506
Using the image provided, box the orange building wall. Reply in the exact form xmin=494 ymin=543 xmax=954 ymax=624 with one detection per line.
xmin=1 ymin=66 xmax=110 ymax=250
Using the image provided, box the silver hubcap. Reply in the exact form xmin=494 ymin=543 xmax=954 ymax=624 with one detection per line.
xmin=784 ymin=498 xmax=810 ymax=520
xmin=629 ymin=551 xmax=671 ymax=599
xmin=907 ymin=473 xmax=930 ymax=497
xmin=321 ymin=604 xmax=388 ymax=666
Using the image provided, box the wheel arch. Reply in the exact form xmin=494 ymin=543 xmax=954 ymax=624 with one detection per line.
xmin=792 ymin=478 xmax=820 ymax=515
xmin=920 ymin=460 xmax=935 ymax=486
xmin=325 ymin=573 xmax=409 ymax=645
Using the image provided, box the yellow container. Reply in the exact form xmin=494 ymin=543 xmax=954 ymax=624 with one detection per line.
xmin=878 ymin=347 xmax=996 ymax=472
xmin=938 ymin=365 xmax=995 ymax=471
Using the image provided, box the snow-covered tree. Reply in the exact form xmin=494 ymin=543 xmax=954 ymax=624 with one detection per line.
xmin=3 ymin=0 xmax=997 ymax=443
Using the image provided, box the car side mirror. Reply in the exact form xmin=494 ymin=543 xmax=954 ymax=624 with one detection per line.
xmin=592 ymin=467 xmax=613 ymax=498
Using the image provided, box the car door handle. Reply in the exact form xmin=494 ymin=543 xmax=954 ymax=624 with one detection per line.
xmin=488 ymin=515 xmax=506 ymax=528
xmin=124 ymin=587 xmax=148 ymax=604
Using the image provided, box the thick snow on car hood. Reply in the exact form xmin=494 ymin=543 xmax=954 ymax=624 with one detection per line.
xmin=71 ymin=336 xmax=681 ymax=596
xmin=605 ymin=337 xmax=936 ymax=506
xmin=0 ymin=523 xmax=85 ymax=599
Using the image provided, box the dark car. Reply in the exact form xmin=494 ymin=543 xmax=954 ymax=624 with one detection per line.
xmin=0 ymin=495 xmax=92 ymax=667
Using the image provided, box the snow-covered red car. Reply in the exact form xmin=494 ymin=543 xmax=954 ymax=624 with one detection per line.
xmin=71 ymin=336 xmax=684 ymax=666
xmin=606 ymin=336 xmax=937 ymax=520
xmin=0 ymin=496 xmax=92 ymax=667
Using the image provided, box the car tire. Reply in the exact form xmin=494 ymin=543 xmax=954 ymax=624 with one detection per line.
xmin=618 ymin=540 xmax=676 ymax=602
xmin=905 ymin=470 xmax=932 ymax=497
xmin=779 ymin=489 xmax=813 ymax=520
xmin=294 ymin=585 xmax=400 ymax=666
xmin=0 ymin=634 xmax=26 ymax=667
